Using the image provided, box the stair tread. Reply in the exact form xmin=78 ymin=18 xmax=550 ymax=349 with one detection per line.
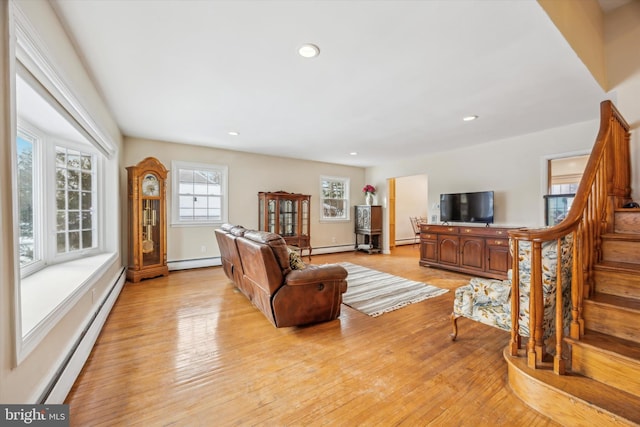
xmin=601 ymin=232 xmax=640 ymax=241
xmin=506 ymin=350 xmax=640 ymax=423
xmin=589 ymin=292 xmax=640 ymax=311
xmin=569 ymin=330 xmax=640 ymax=360
xmin=594 ymin=260 xmax=640 ymax=273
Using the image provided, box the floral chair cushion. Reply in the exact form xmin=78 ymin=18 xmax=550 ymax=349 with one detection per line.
xmin=453 ymin=235 xmax=573 ymax=339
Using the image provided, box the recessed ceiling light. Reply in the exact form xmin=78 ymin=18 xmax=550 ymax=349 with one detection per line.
xmin=298 ymin=43 xmax=320 ymax=58
xmin=228 ymin=131 xmax=239 ymax=136
xmin=463 ymin=115 xmax=478 ymax=122
xmin=350 ymin=152 xmax=358 ymax=156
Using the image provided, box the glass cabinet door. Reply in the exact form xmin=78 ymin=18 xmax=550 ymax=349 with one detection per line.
xmin=301 ymin=199 xmax=309 ymax=237
xmin=259 ymin=197 xmax=264 ymax=230
xmin=279 ymin=199 xmax=298 ymax=236
xmin=141 ymin=198 xmax=161 ymax=266
xmin=267 ymin=199 xmax=276 ymax=233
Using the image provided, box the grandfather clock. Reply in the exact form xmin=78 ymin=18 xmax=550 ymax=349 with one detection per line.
xmin=126 ymin=157 xmax=169 ymax=282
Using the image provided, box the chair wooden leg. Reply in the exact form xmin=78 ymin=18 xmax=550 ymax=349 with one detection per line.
xmin=450 ymin=313 xmax=459 ymax=341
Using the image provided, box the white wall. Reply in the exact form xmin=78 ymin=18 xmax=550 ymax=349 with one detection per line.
xmin=123 ymin=137 xmax=366 ymax=262
xmin=0 ymin=1 xmax=123 ymax=403
xmin=366 ymin=119 xmax=601 ymax=252
xmin=606 ymin=1 xmax=640 ymax=203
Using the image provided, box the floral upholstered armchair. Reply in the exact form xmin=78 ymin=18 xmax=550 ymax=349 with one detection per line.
xmin=451 ymin=236 xmax=573 ymax=341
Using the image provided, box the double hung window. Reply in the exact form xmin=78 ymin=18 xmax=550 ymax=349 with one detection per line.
xmin=320 ymin=176 xmax=350 ymax=221
xmin=171 ymin=161 xmax=228 ymax=226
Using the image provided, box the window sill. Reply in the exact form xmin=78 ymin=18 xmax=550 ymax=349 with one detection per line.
xmin=21 ymin=252 xmax=117 ymax=339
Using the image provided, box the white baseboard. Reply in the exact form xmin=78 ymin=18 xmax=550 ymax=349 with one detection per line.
xmin=308 ymin=244 xmax=356 ymax=255
xmin=395 ymin=239 xmax=419 ymax=246
xmin=43 ymin=268 xmax=126 ymax=404
xmin=168 ymin=246 xmax=355 ymax=270
xmin=168 ymin=257 xmax=222 ymax=271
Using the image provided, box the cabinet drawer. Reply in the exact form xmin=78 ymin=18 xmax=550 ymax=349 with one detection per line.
xmin=460 ymin=227 xmax=511 ymax=237
xmin=422 ymin=224 xmax=458 ymax=234
xmin=487 ymin=238 xmax=509 ymax=247
xmin=420 ymin=233 xmax=437 ymax=240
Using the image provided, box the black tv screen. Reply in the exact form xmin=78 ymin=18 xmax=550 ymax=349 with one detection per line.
xmin=440 ymin=191 xmax=494 ymax=224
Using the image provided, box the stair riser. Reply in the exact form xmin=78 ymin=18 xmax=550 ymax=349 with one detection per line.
xmin=594 ymin=270 xmax=640 ymax=300
xmin=506 ymin=352 xmax=639 ymax=426
xmin=571 ymin=344 xmax=640 ymax=396
xmin=601 ymin=241 xmax=640 ymax=264
xmin=583 ymin=302 xmax=640 ymax=344
xmin=615 ymin=211 xmax=640 ymax=234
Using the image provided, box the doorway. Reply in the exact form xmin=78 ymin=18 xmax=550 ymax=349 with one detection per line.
xmin=390 ymin=174 xmax=429 ymax=247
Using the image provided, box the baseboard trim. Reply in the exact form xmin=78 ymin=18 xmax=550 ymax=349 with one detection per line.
xmin=395 ymin=239 xmax=420 ymax=246
xmin=308 ymin=245 xmax=357 ymax=255
xmin=168 ymin=246 xmax=356 ymax=270
xmin=42 ymin=267 xmax=126 ymax=403
xmin=168 ymin=257 xmax=222 ymax=271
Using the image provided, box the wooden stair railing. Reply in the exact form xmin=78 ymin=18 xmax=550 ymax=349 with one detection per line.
xmin=508 ymin=100 xmax=631 ymax=374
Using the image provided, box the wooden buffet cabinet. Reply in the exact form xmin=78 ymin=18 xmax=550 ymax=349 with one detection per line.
xmin=419 ymin=224 xmax=520 ymax=279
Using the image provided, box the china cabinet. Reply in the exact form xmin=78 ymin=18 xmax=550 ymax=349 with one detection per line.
xmin=258 ymin=191 xmax=311 ymax=257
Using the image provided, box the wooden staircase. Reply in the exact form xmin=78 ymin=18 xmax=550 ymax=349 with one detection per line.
xmin=504 ymin=102 xmax=640 ymax=425
xmin=507 ymin=208 xmax=640 ymax=425
xmin=564 ymin=208 xmax=640 ymax=424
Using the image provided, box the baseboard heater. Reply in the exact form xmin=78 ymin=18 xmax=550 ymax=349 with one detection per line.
xmin=39 ymin=267 xmax=126 ymax=404
xmin=168 ymin=256 xmax=222 ymax=271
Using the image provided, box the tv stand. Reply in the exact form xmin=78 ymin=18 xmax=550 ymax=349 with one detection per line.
xmin=419 ymin=224 xmax=521 ymax=279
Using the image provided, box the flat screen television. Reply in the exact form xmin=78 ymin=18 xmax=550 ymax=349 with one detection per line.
xmin=440 ymin=191 xmax=494 ymax=224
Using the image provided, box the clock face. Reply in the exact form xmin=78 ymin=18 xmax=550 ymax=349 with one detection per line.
xmin=142 ymin=173 xmax=160 ymax=196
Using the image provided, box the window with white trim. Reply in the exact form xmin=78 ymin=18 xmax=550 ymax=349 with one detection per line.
xmin=55 ymin=146 xmax=96 ymax=255
xmin=16 ymin=120 xmax=100 ymax=277
xmin=11 ymin=6 xmax=119 ymax=362
xmin=17 ymin=131 xmax=38 ymax=268
xmin=320 ymin=176 xmax=350 ymax=221
xmin=171 ymin=161 xmax=228 ymax=226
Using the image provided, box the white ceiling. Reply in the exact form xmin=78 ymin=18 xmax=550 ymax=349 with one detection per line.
xmin=50 ymin=0 xmax=610 ymax=167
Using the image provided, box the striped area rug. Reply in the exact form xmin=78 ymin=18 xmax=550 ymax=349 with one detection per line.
xmin=339 ymin=262 xmax=448 ymax=317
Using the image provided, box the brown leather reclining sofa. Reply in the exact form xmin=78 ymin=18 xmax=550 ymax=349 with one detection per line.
xmin=214 ymin=223 xmax=348 ymax=327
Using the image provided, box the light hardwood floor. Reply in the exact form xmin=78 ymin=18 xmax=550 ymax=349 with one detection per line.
xmin=65 ymin=245 xmax=557 ymax=426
